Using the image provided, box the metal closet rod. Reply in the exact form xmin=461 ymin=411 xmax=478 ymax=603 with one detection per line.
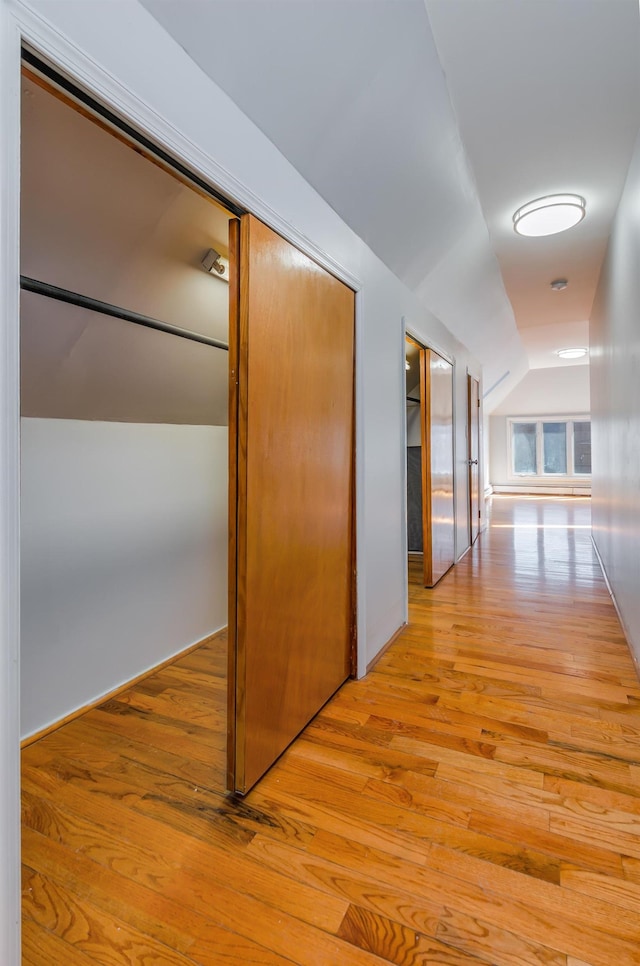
xmin=20 ymin=276 xmax=229 ymax=351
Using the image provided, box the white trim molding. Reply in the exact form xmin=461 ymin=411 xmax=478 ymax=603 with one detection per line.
xmin=0 ymin=4 xmax=22 ymax=963
xmin=353 ymin=288 xmax=367 ymax=678
xmin=400 ymin=316 xmax=409 ymax=628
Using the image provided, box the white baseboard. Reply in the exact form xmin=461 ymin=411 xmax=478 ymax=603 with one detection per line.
xmin=491 ymin=484 xmax=591 ymax=496
xmin=591 ymin=536 xmax=640 ymax=681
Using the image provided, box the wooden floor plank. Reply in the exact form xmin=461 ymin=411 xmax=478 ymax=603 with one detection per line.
xmin=337 ymin=904 xmax=490 ymax=966
xmin=22 ymin=863 xmax=201 ymax=966
xmin=22 ymin=827 xmax=299 ymax=966
xmin=22 ymin=496 xmax=640 ymax=965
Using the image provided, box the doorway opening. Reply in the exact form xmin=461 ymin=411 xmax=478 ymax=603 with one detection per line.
xmin=20 ymin=62 xmax=234 ymax=750
xmin=20 ymin=54 xmax=356 ymax=800
xmin=405 ymin=335 xmax=455 ymax=588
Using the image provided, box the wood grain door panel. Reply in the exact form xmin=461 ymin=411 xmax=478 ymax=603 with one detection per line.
xmin=468 ymin=374 xmax=480 ymax=545
xmin=426 ymin=350 xmax=455 ymax=585
xmin=228 ymin=215 xmax=355 ymax=794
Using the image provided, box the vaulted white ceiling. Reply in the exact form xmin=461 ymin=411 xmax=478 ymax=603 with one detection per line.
xmin=426 ymin=0 xmax=640 ymax=373
xmin=140 ymin=0 xmax=640 ymax=409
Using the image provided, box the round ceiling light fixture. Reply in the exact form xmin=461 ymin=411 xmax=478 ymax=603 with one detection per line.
xmin=556 ymin=347 xmax=588 ymax=359
xmin=513 ymin=194 xmax=586 ymax=237
xmin=550 ymin=278 xmax=568 ymax=291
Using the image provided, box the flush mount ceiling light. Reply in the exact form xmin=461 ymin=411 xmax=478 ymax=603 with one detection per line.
xmin=556 ymin=347 xmax=588 ymax=359
xmin=513 ymin=194 xmax=586 ymax=237
xmin=550 ymin=278 xmax=568 ymax=291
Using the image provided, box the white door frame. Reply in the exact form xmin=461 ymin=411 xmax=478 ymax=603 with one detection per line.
xmin=402 ymin=324 xmax=459 ymax=588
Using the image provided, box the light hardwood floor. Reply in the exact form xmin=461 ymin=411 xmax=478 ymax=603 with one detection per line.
xmin=22 ymin=496 xmax=640 ymax=965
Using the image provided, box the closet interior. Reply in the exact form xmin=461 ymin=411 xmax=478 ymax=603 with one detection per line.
xmin=20 ymin=69 xmax=233 ymax=740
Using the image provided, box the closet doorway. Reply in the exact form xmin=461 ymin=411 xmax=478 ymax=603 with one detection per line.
xmin=20 ymin=66 xmax=234 ymax=753
xmin=20 ymin=60 xmax=356 ymax=798
xmin=405 ymin=336 xmax=455 ymax=587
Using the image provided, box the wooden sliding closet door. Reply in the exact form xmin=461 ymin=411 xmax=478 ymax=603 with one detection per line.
xmin=468 ymin=374 xmax=480 ymax=545
xmin=422 ymin=348 xmax=455 ymax=587
xmin=228 ymin=214 xmax=355 ymax=795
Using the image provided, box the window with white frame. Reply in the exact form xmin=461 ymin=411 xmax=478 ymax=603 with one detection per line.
xmin=509 ymin=418 xmax=591 ymax=478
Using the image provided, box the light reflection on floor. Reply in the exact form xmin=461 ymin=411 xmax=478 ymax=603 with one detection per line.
xmin=482 ymin=495 xmax=597 ymax=592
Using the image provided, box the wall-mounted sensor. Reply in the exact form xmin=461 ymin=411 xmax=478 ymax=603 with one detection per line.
xmin=201 ymin=248 xmax=229 ymax=282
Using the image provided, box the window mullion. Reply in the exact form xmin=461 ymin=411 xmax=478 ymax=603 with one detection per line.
xmin=568 ymin=421 xmax=574 ymax=476
xmin=536 ymin=421 xmax=543 ymax=475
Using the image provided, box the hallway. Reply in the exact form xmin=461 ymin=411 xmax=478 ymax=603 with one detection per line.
xmin=21 ymin=497 xmax=640 ymax=965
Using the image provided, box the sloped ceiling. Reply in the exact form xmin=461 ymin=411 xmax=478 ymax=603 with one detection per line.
xmin=139 ymin=0 xmax=528 ymax=405
xmin=139 ymin=0 xmax=640 ymax=411
xmin=426 ymin=0 xmax=640 ymax=372
xmin=21 ymin=76 xmax=231 ymax=425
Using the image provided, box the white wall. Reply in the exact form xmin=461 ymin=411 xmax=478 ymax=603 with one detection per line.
xmin=491 ymin=365 xmax=590 ymax=417
xmin=590 ymin=123 xmax=640 ymax=668
xmin=20 ymin=419 xmax=228 ymax=738
xmin=489 ymin=366 xmax=590 ymax=491
xmin=0 ymin=3 xmax=484 ymax=957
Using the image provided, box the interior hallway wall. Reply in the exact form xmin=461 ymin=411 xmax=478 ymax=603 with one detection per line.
xmin=20 ymin=418 xmax=228 ymax=738
xmin=590 ymin=121 xmax=640 ymax=669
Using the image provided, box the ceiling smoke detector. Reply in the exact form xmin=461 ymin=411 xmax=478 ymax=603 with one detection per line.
xmin=550 ymin=278 xmax=568 ymax=291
